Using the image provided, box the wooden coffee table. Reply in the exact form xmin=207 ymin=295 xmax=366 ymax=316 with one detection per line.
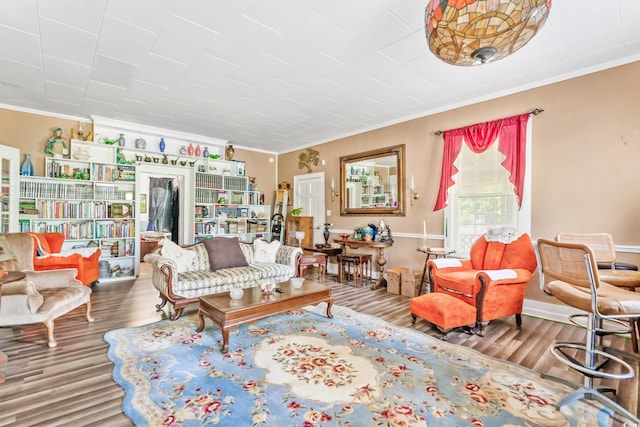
xmin=196 ymin=280 xmax=333 ymax=353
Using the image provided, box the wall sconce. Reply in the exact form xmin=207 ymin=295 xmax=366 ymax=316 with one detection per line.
xmin=330 ymin=177 xmax=339 ymax=202
xmin=410 ymin=175 xmax=420 ymax=206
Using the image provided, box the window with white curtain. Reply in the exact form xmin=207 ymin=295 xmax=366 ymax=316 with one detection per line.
xmin=445 ymin=125 xmax=532 ymax=256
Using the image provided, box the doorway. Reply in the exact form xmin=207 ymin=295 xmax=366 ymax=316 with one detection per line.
xmin=137 ymin=164 xmax=195 ymax=245
xmin=293 ymin=172 xmax=326 ymax=245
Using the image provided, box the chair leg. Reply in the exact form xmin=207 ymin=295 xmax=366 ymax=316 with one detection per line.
xmin=156 ymin=296 xmax=168 ymax=311
xmin=355 ymin=261 xmax=363 ymax=287
xmin=469 ymin=321 xmax=489 ymax=336
xmin=44 ymin=320 xmax=57 ymax=348
xmin=631 ymin=319 xmax=639 ymax=353
xmin=85 ymin=301 xmax=95 ymax=322
xmin=515 ymin=313 xmax=522 ymax=328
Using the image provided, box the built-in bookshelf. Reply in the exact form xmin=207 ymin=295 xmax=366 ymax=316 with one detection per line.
xmin=0 ymin=144 xmax=20 ymax=234
xmin=19 ymin=141 xmax=138 ymax=282
xmin=194 ymin=172 xmax=270 ymax=242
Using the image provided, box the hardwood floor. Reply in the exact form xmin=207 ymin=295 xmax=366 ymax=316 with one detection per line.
xmin=1 ymin=264 xmax=638 ymax=426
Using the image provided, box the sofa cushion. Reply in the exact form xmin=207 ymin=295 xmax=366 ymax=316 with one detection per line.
xmin=253 ymin=239 xmax=281 ymax=263
xmin=43 ymin=233 xmax=66 ymax=253
xmin=203 ymin=237 xmax=249 ymax=271
xmin=239 ymin=242 xmax=254 ymax=264
xmin=160 ymin=239 xmax=195 ymax=273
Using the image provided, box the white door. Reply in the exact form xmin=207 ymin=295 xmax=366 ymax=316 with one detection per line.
xmin=293 ymin=172 xmax=325 ymax=245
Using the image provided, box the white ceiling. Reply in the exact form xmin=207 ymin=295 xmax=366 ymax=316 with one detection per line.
xmin=1 ymin=1 xmax=639 ymax=154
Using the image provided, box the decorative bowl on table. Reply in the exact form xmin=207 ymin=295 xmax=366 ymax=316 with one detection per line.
xmin=339 ymin=233 xmax=351 ymax=240
xmin=260 ymin=282 xmax=276 ymax=294
xmin=290 ymin=277 xmax=304 ymax=288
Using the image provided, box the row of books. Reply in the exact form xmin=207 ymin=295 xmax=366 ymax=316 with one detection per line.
xmin=21 ymin=181 xmax=93 ymax=199
xmin=93 ymin=164 xmax=135 ymax=182
xmin=36 ymin=200 xmax=93 ymax=219
xmin=95 ymin=220 xmax=135 ymax=238
xmin=95 ymin=202 xmax=133 ymax=219
xmin=194 ymin=220 xmax=269 ymax=236
xmin=20 ymin=220 xmax=94 ymax=240
xmin=195 ymin=173 xmax=223 ymax=189
xmin=95 ymin=186 xmax=132 ymax=201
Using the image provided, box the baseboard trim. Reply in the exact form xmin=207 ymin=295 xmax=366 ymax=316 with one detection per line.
xmin=522 ymin=299 xmax=583 ymax=324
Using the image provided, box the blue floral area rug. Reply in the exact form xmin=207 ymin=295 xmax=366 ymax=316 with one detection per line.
xmin=105 ymin=304 xmax=615 ymax=426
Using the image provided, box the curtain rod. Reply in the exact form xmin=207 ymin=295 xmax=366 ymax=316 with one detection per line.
xmin=433 ymin=108 xmax=544 ymax=136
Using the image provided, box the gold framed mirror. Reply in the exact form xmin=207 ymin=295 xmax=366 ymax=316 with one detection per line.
xmin=340 ymin=144 xmax=405 ymax=216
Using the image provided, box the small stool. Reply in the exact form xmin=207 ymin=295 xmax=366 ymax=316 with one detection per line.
xmin=337 ymin=254 xmax=372 ymax=286
xmin=410 ymin=293 xmax=476 ymax=339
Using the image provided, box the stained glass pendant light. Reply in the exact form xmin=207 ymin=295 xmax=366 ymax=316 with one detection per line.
xmin=425 ymin=0 xmax=551 ymax=66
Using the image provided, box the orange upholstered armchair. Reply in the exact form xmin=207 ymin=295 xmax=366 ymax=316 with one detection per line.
xmin=427 ymin=227 xmax=537 ymax=335
xmin=29 ymin=232 xmax=101 ymax=286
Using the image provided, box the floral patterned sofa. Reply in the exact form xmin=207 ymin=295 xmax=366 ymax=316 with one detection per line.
xmin=144 ymin=238 xmax=302 ymax=320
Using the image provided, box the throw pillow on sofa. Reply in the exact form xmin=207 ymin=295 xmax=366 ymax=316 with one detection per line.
xmin=253 ymin=239 xmax=281 ymax=263
xmin=160 ymin=239 xmax=195 ymax=273
xmin=203 ymin=237 xmax=249 ymax=271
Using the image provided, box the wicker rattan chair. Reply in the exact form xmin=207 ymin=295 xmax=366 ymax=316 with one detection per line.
xmin=536 ymin=238 xmax=640 ymax=422
xmin=556 ymin=232 xmax=640 ymax=352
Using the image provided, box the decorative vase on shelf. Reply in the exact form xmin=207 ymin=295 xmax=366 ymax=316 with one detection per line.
xmin=159 ymin=138 xmax=166 ymax=152
xmin=225 ymin=144 xmax=235 ymax=160
xmin=187 ymin=143 xmax=194 ymax=156
xmin=117 ymin=133 xmax=126 ymax=147
xmin=195 ymin=144 xmax=201 ymax=157
xmin=20 ymin=154 xmax=34 ymax=176
xmin=202 ymin=146 xmax=209 ymax=158
xmin=179 ymin=146 xmax=187 ymax=155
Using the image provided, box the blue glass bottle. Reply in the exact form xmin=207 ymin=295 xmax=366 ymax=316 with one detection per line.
xmin=20 ymin=154 xmax=34 ymax=176
xmin=159 ymin=138 xmax=166 ymax=152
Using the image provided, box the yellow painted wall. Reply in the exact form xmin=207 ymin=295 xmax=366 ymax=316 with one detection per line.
xmin=0 ymin=109 xmax=82 ymax=177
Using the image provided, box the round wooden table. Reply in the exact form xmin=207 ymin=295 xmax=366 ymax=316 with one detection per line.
xmin=0 ymin=271 xmax=27 ymax=384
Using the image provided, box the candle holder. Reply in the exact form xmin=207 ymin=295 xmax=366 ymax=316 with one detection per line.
xmin=322 ymin=223 xmax=332 ymax=247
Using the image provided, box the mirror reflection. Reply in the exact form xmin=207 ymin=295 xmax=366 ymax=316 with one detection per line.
xmin=340 ymin=145 xmax=405 ymax=216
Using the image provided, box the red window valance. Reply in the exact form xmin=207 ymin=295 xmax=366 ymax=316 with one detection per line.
xmin=433 ymin=113 xmax=530 ymax=211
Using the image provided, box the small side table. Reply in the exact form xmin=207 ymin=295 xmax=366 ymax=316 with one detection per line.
xmin=298 ymin=251 xmax=328 ymax=282
xmin=416 ymin=247 xmax=454 ymax=296
xmin=0 ymin=271 xmax=27 ymax=384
